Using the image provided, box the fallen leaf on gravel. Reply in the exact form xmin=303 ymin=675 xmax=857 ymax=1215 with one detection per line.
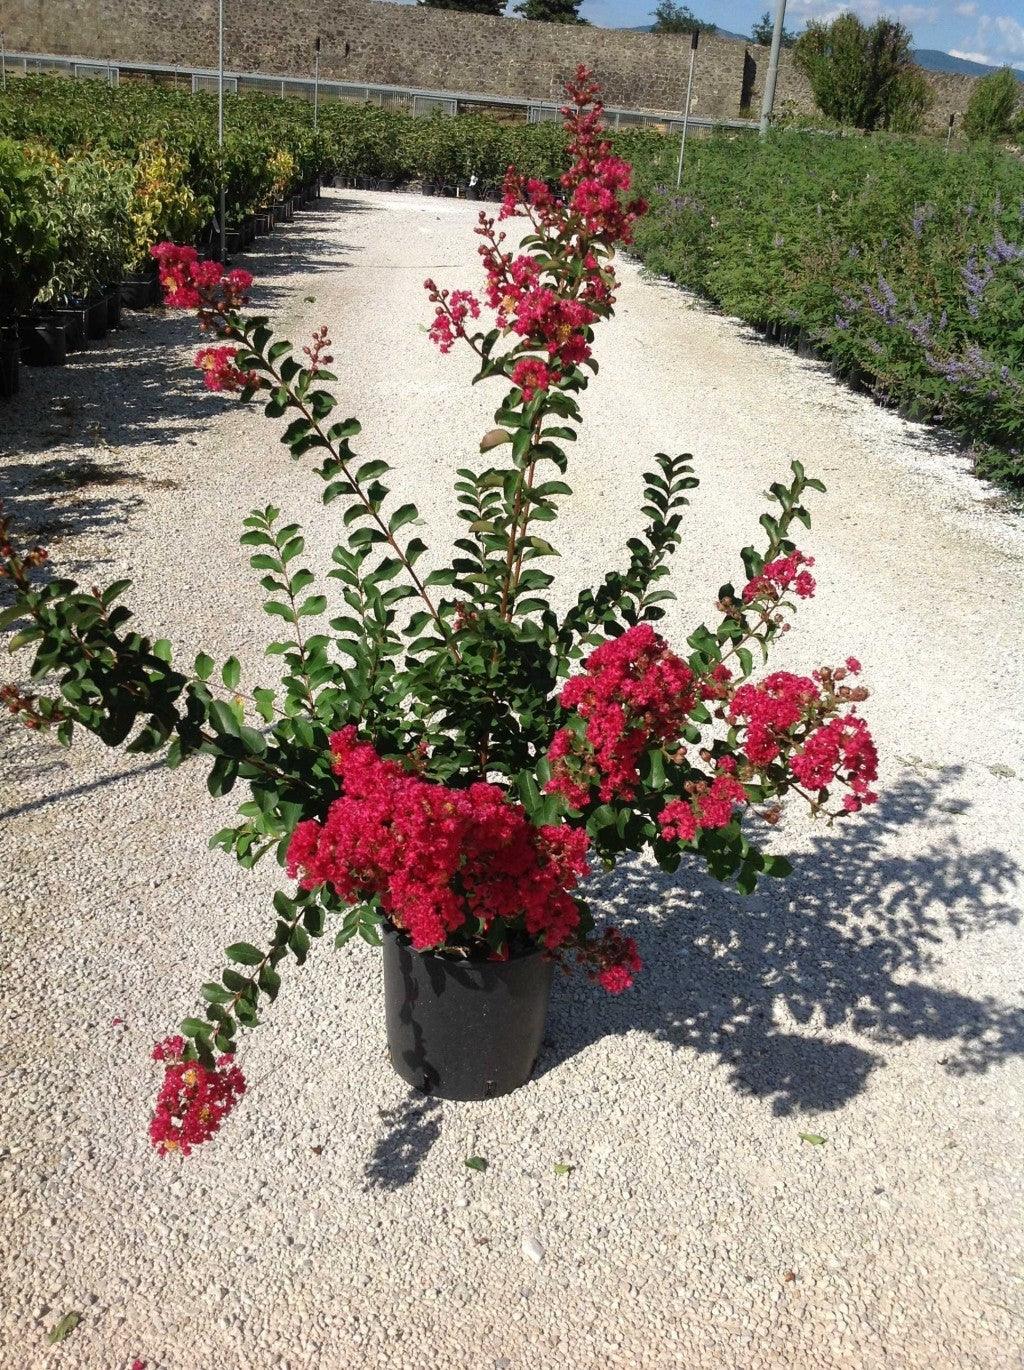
xmin=783 ymin=1270 xmax=797 ymax=1282
xmin=465 ymin=1156 xmax=488 ymax=1172
xmin=553 ymin=1163 xmax=574 ymax=1176
xmin=799 ymin=1133 xmax=827 ymax=1146
xmin=522 ymin=1236 xmax=545 ymax=1264
xmin=47 ymin=1312 xmax=81 ymax=1343
xmin=310 ymin=1145 xmax=324 ymax=1156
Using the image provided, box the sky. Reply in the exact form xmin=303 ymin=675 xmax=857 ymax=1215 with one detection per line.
xmin=575 ymin=0 xmax=1024 ymax=67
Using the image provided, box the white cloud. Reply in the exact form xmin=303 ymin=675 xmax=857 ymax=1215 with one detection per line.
xmin=992 ymin=15 xmax=1024 ymax=58
xmin=787 ymin=1 xmax=937 ymax=24
xmin=947 ymin=47 xmax=994 ymax=62
xmin=954 ymin=2 xmax=977 ymax=16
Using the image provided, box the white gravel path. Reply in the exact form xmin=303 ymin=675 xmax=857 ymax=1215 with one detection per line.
xmin=1 ymin=189 xmax=1023 ymax=1370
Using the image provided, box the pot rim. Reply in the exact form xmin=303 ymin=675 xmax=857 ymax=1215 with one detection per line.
xmin=382 ymin=920 xmax=551 ymax=967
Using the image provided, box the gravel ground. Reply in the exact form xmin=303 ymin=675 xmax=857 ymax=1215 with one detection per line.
xmin=2 ymin=189 xmax=1023 ymax=1370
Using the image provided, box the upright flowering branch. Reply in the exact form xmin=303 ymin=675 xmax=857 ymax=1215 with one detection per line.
xmin=0 ymin=70 xmax=881 ymax=1157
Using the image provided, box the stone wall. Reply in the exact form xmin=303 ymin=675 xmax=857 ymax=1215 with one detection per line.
xmin=0 ymin=0 xmax=981 ymax=130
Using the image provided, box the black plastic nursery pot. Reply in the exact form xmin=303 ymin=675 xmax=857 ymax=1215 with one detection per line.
xmin=54 ymin=305 xmax=86 ymax=353
xmin=382 ymin=926 xmax=554 ymax=1101
xmin=85 ymin=297 xmax=108 ymax=340
xmin=121 ymin=275 xmax=158 ymax=309
xmin=0 ymin=326 xmax=19 ymax=399
xmin=105 ymin=287 xmax=122 ymax=329
xmin=17 ymin=315 xmax=66 ymax=366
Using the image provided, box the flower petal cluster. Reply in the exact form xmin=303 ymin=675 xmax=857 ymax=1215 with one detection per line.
xmin=149 ymin=1035 xmax=246 ymax=1156
xmin=658 ymin=762 xmax=749 ymax=845
xmin=287 ymin=728 xmax=591 ymax=953
xmin=151 ymin=242 xmax=252 ymax=314
xmin=577 ymin=926 xmax=644 ymax=994
xmin=742 ymin=550 xmax=816 ymax=604
xmin=728 ymin=671 xmax=821 ymax=767
xmin=546 ymin=625 xmax=696 ymax=806
xmin=790 ymin=714 xmax=879 ymax=810
xmin=194 ymin=345 xmax=258 ymax=393
xmin=424 ymin=64 xmax=646 ymax=401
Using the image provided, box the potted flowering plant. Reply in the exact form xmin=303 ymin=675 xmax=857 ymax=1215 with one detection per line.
xmin=0 ymin=70 xmax=878 ymax=1155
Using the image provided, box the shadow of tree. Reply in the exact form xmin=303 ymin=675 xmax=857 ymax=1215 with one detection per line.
xmin=364 ymin=1091 xmax=443 ymax=1192
xmin=541 ymin=765 xmax=1022 ymax=1115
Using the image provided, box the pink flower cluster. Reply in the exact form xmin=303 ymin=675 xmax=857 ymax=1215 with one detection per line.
xmin=194 ymin=345 xmax=258 ymax=393
xmin=577 ymin=926 xmax=644 ymax=993
xmin=727 ymin=664 xmax=878 ymax=810
xmin=742 ymin=550 xmax=816 ymax=604
xmin=790 ymin=714 xmax=878 ymax=811
xmin=546 ymin=625 xmax=697 ymax=807
xmin=286 ymin=727 xmax=590 ymax=953
xmin=424 ymin=66 xmax=646 ymax=401
xmin=657 ymin=760 xmax=748 ymax=844
xmin=729 ymin=671 xmax=821 ymax=767
xmin=151 ymin=243 xmax=252 ymax=314
xmin=149 ymin=1035 xmax=246 ymax=1156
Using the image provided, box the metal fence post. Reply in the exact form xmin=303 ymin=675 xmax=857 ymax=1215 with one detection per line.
xmin=675 ymin=30 xmax=699 ymax=189
xmin=758 ymin=0 xmax=788 ymax=137
xmin=218 ymin=0 xmax=226 ymax=264
xmin=313 ymin=36 xmax=320 ymax=130
xmin=946 ymin=112 xmax=955 ymax=151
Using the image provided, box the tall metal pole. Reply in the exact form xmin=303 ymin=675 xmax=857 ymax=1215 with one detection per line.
xmin=313 ymin=37 xmax=321 ymax=132
xmin=218 ymin=0 xmax=226 ymax=263
xmin=1 ymin=32 xmax=7 ymax=92
xmin=675 ymin=30 xmax=699 ymax=189
xmin=758 ymin=0 xmax=788 ymax=136
xmin=945 ymin=112 xmax=955 ymax=151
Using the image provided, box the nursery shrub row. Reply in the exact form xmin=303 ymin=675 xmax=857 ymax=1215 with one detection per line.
xmin=624 ymin=132 xmax=1024 ymax=491
xmin=2 ymin=76 xmax=1022 ymax=490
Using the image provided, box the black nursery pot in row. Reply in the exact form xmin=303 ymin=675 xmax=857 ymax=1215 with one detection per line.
xmin=0 ymin=323 xmax=20 ymax=399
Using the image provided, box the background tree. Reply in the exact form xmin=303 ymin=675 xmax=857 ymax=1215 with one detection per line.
xmin=517 ymin=0 xmax=589 ymax=21
xmin=884 ymin=65 xmax=933 ymax=134
xmin=794 ymin=12 xmax=921 ymax=131
xmin=751 ymin=9 xmax=796 ymax=48
xmin=419 ymin=0 xmax=507 ymax=15
xmin=962 ymin=66 xmax=1023 ymax=142
xmin=650 ymin=3 xmax=717 ymax=36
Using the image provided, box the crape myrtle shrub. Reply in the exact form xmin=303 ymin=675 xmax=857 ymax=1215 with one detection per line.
xmin=1 ymin=71 xmax=880 ymax=1156
xmin=624 ymin=131 xmax=1024 ymax=491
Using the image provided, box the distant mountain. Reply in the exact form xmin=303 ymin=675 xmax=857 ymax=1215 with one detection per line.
xmin=912 ymin=48 xmax=1024 ymax=81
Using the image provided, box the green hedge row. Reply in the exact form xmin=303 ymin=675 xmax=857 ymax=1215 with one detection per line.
xmin=624 ymin=131 xmax=1024 ymax=490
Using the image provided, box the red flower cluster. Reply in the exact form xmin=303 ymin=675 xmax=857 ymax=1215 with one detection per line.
xmin=658 ymin=760 xmax=749 ymax=845
xmin=194 ymin=345 xmax=258 ymax=393
xmin=729 ymin=671 xmax=821 ymax=768
xmin=791 ymin=714 xmax=879 ymax=811
xmin=742 ymin=550 xmax=816 ymax=604
xmin=546 ymin=625 xmax=697 ymax=807
xmin=151 ymin=243 xmax=252 ymax=314
xmin=149 ymin=1035 xmax=246 ymax=1157
xmin=424 ymin=66 xmax=646 ymax=401
xmin=286 ymin=727 xmax=590 ymax=953
xmin=577 ymin=926 xmax=644 ymax=993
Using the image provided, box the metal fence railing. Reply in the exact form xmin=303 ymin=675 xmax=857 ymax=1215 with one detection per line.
xmin=1 ymin=47 xmax=760 ymax=136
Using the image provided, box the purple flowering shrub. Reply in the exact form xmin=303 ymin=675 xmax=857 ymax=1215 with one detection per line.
xmin=626 ymin=131 xmax=1024 ymax=489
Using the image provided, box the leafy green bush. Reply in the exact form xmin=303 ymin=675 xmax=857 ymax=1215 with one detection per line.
xmin=629 ymin=132 xmax=1024 ymax=488
xmin=963 ymin=67 xmax=1023 ymax=144
xmin=0 ymin=138 xmax=57 ymax=314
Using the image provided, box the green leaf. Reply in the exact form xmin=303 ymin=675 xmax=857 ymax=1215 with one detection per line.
xmin=799 ymin=1133 xmax=827 ymax=1146
xmin=388 ymin=504 xmax=419 ymax=534
xmin=225 ymin=942 xmax=263 ymax=966
xmin=465 ymin=1155 xmax=488 ymax=1172
xmin=222 ymin=656 xmax=241 ymax=690
xmin=194 ymin=652 xmax=215 ymax=681
xmin=47 ymin=1312 xmax=81 ymax=1344
xmin=553 ymin=1163 xmax=574 ymax=1176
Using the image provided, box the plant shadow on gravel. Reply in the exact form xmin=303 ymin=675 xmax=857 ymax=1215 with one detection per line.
xmin=540 ymin=765 xmax=1023 ymax=1115
xmin=364 ymin=1092 xmax=444 ymax=1192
